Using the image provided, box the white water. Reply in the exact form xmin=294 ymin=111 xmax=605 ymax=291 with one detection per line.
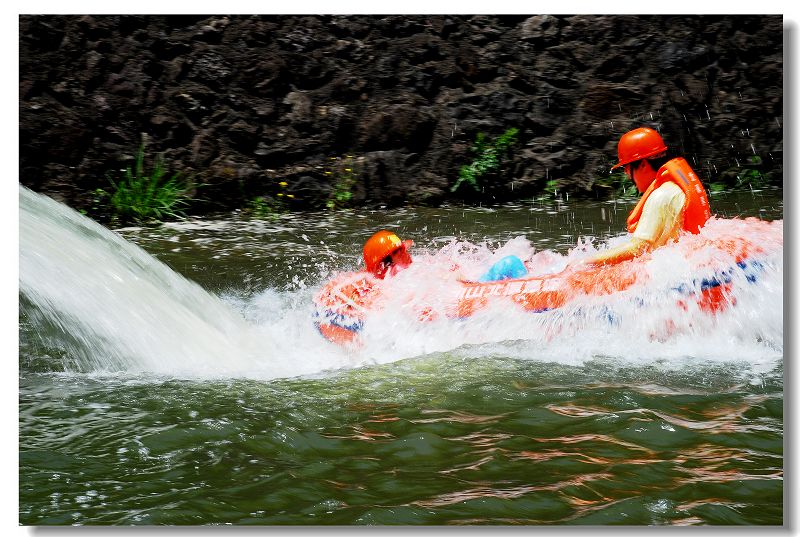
xmin=351 ymin=217 xmax=783 ymax=374
xmin=19 ymin=185 xmax=784 ymax=380
xmin=20 ymin=185 xmax=320 ymax=379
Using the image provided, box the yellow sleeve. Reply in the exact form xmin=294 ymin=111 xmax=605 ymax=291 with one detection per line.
xmin=585 ymin=236 xmax=650 ymax=265
xmin=631 ymin=182 xmax=686 ymax=247
xmin=584 ymin=183 xmax=686 ymax=266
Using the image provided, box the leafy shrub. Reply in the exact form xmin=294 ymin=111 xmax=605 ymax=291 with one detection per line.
xmin=326 ymin=154 xmax=360 ymax=210
xmin=709 ymin=182 xmax=727 ymax=194
xmin=592 ymin=170 xmax=638 ymax=198
xmin=735 ymin=158 xmax=768 ymax=188
xmin=248 ymin=195 xmax=284 ymax=218
xmin=104 ymin=144 xmax=193 ymax=222
xmin=247 ymin=179 xmax=295 ymax=219
xmin=451 ymin=128 xmax=519 ymax=193
xmin=544 ymin=179 xmax=559 ymax=196
xmin=718 ymin=155 xmax=776 ymax=190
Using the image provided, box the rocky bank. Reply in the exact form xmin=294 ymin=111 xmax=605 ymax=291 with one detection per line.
xmin=19 ymin=15 xmax=783 ymax=214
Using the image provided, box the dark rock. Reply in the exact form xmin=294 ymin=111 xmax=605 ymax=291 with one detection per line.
xmin=190 ymin=129 xmax=219 ymax=167
xmin=361 ymin=150 xmax=421 ymax=205
xmin=226 ymin=119 xmax=260 ymax=152
xmin=520 ymin=15 xmax=560 ymax=45
xmin=282 ymin=91 xmax=314 ymax=124
xmin=359 ymin=103 xmax=436 ymax=153
xmin=188 ymin=52 xmax=233 ymax=87
xmin=19 ymin=14 xmax=783 ymax=212
xmin=193 ymin=17 xmax=230 ymax=44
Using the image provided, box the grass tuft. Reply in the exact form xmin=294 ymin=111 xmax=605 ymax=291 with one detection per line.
xmin=105 ymin=144 xmax=193 ymax=223
xmin=451 ymin=128 xmax=519 ymax=193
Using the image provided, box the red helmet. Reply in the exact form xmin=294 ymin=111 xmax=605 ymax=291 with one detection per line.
xmin=363 ymin=230 xmax=413 ymax=277
xmin=611 ymin=127 xmax=668 ymax=170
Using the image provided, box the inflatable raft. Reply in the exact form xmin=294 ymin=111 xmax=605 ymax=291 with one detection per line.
xmin=313 ymin=230 xmax=771 ymax=347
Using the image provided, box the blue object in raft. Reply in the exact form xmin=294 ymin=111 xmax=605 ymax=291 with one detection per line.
xmin=478 ymin=255 xmax=529 ymax=282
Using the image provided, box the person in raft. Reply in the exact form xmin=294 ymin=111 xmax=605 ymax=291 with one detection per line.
xmin=581 ymin=126 xmax=712 ymax=266
xmin=362 ymin=230 xmax=529 ymax=282
xmin=360 ymin=127 xmax=710 ymax=281
xmin=362 ymin=230 xmax=414 ymax=280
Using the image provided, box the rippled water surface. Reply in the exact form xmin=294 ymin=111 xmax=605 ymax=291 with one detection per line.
xmin=19 ymin=187 xmax=783 ymax=525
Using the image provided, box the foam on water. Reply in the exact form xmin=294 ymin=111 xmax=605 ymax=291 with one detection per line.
xmin=19 ymin=185 xmax=783 ymax=381
xmin=350 ymin=217 xmax=782 ymax=372
xmin=20 ymin=185 xmax=260 ymax=376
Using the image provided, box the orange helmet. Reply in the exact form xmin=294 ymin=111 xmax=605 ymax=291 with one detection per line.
xmin=363 ymin=230 xmax=413 ymax=277
xmin=611 ymin=127 xmax=668 ymax=170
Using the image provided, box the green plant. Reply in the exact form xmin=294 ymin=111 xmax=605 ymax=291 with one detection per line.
xmin=247 ymin=179 xmax=296 ymax=218
xmin=735 ymin=157 xmax=768 ymax=188
xmin=608 ymin=171 xmax=637 ymax=198
xmin=80 ymin=188 xmax=111 ymax=216
xmin=248 ymin=195 xmax=283 ymax=218
xmin=106 ymin=144 xmax=193 ymax=222
xmin=716 ymin=155 xmax=769 ymax=189
xmin=326 ymin=154 xmax=360 ymax=210
xmin=709 ymin=182 xmax=727 ymax=194
xmin=586 ymin=169 xmax=637 ymax=199
xmin=451 ymin=127 xmax=519 ymax=193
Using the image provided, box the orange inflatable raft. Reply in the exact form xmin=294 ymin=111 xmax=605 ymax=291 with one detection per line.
xmin=313 ymin=236 xmax=767 ymax=346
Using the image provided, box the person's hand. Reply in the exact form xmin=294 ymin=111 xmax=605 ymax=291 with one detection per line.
xmin=566 ymin=258 xmax=598 ymax=271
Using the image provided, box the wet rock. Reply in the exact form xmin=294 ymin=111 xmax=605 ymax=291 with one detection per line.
xmin=19 ymin=14 xmax=783 ymax=212
xmin=361 ymin=150 xmax=422 ymax=205
xmin=188 ymin=52 xmax=233 ymax=87
xmin=283 ymin=91 xmax=314 ymax=124
xmin=359 ymin=103 xmax=436 ymax=153
xmin=520 ymin=15 xmax=560 ymax=45
xmin=226 ymin=119 xmax=260 ymax=152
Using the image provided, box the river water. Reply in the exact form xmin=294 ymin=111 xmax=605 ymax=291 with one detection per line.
xmin=19 ymin=185 xmax=783 ymax=525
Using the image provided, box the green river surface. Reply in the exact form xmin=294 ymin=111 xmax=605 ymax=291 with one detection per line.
xmin=19 ymin=187 xmax=784 ymax=526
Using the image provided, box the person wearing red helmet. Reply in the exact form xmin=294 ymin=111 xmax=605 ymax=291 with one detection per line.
xmin=362 ymin=230 xmax=529 ymax=282
xmin=363 ymin=230 xmax=414 ymax=279
xmin=582 ymin=127 xmax=711 ymax=265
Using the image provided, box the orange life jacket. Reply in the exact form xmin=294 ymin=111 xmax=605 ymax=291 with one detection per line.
xmin=627 ymin=157 xmax=711 ymax=235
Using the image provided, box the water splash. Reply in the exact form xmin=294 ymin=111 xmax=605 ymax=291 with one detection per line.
xmin=20 ymin=185 xmax=259 ymax=375
xmin=19 ymin=185 xmax=783 ymax=380
xmin=349 ymin=218 xmax=783 ymax=371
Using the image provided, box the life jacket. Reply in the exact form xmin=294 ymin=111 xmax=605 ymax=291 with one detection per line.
xmin=627 ymin=157 xmax=711 ymax=235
